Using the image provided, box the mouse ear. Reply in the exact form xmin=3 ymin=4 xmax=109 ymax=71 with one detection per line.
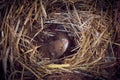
xmin=61 ymin=39 xmax=69 ymax=46
xmin=61 ymin=38 xmax=69 ymax=52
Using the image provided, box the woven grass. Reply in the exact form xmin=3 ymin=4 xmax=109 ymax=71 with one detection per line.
xmin=1 ymin=0 xmax=117 ymax=80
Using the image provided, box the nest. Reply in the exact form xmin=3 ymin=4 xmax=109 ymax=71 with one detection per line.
xmin=1 ymin=0 xmax=117 ymax=80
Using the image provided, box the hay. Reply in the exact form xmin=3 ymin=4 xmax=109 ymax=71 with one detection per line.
xmin=1 ymin=0 xmax=117 ymax=80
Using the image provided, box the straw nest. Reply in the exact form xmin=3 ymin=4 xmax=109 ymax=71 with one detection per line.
xmin=1 ymin=0 xmax=116 ymax=80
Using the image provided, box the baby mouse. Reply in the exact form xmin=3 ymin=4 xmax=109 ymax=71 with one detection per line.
xmin=48 ymin=32 xmax=69 ymax=59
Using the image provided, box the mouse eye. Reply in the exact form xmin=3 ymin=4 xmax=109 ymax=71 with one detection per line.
xmin=59 ymin=47 xmax=63 ymax=51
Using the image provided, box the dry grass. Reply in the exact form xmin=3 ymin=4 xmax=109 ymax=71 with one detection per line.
xmin=0 ymin=0 xmax=117 ymax=80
